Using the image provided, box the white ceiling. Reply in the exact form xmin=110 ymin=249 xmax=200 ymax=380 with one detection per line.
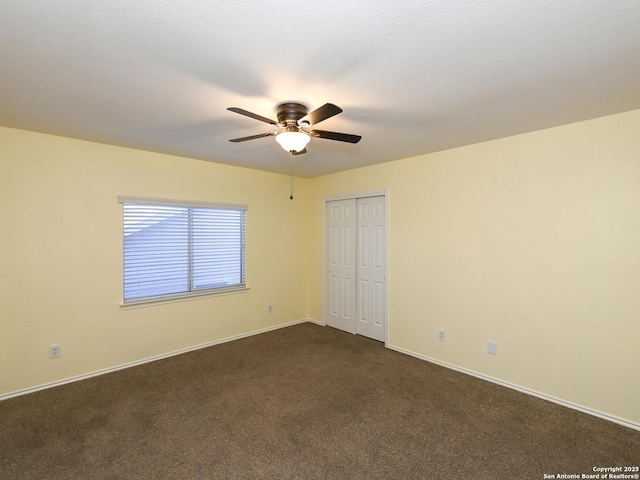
xmin=1 ymin=1 xmax=639 ymax=178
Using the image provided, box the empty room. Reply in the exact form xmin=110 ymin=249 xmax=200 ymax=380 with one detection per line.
xmin=1 ymin=2 xmax=639 ymax=479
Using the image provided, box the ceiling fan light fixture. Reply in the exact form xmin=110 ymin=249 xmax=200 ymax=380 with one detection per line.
xmin=228 ymin=102 xmax=360 ymax=153
xmin=276 ymin=130 xmax=310 ymax=153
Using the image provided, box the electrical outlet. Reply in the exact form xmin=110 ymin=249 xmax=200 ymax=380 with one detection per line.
xmin=49 ymin=344 xmax=61 ymax=359
xmin=488 ymin=341 xmax=497 ymax=355
xmin=438 ymin=329 xmax=446 ymax=342
xmin=267 ymin=304 xmax=273 ymax=313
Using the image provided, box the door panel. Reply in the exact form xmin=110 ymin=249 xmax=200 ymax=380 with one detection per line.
xmin=325 ymin=199 xmax=357 ymax=334
xmin=356 ymin=196 xmax=386 ymax=341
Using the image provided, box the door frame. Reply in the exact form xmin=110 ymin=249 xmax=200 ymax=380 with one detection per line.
xmin=322 ymin=189 xmax=389 ymax=346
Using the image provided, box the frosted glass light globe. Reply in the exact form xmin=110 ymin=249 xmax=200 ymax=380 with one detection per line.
xmin=276 ymin=131 xmax=311 ymax=152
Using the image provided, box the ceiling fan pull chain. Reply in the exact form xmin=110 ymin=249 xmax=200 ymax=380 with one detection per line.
xmin=290 ymin=153 xmax=295 ymax=200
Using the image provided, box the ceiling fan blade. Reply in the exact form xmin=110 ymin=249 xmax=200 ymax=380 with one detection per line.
xmin=299 ymin=103 xmax=342 ymax=126
xmin=229 ymin=132 xmax=276 ymax=142
xmin=311 ymin=129 xmax=362 ymax=144
xmin=227 ymin=107 xmax=278 ymax=125
xmin=292 ymin=148 xmax=307 ymax=155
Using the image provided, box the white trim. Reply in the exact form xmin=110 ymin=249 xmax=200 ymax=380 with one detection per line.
xmin=323 ymin=189 xmax=388 ymax=202
xmin=320 ymin=199 xmax=328 ymax=328
xmin=120 ymin=285 xmax=250 ymax=309
xmin=117 ymin=195 xmax=248 ymax=211
xmin=5 ymin=319 xmax=636 ymax=432
xmin=0 ymin=318 xmax=315 ymax=402
xmin=386 ymin=343 xmax=640 ymax=432
xmin=322 ymin=189 xmax=389 ymax=345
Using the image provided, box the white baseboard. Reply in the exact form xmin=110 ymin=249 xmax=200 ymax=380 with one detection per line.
xmin=386 ymin=343 xmax=640 ymax=432
xmin=305 ymin=317 xmax=325 ymax=326
xmin=0 ymin=318 xmax=316 ymax=402
xmin=6 ymin=321 xmax=636 ymax=433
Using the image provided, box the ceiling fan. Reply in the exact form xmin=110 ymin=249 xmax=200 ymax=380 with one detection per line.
xmin=227 ymin=102 xmax=361 ymax=155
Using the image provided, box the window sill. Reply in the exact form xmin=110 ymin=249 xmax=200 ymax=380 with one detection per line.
xmin=120 ymin=285 xmax=250 ymax=310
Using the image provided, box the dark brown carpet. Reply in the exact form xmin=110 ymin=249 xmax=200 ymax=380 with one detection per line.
xmin=1 ymin=323 xmax=638 ymax=479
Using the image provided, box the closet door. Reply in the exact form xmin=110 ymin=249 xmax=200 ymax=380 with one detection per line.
xmin=325 ymin=195 xmax=386 ymax=342
xmin=325 ymin=199 xmax=357 ymax=334
xmin=356 ymin=196 xmax=386 ymax=342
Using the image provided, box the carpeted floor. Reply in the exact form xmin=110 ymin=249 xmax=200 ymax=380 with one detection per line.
xmin=1 ymin=322 xmax=638 ymax=479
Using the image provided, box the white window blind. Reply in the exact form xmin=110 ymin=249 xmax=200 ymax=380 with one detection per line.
xmin=120 ymin=197 xmax=247 ymax=303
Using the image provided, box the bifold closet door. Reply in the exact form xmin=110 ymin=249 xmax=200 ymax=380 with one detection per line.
xmin=325 ymin=199 xmax=357 ymax=334
xmin=325 ymin=196 xmax=386 ymax=342
xmin=355 ymin=196 xmax=385 ymax=342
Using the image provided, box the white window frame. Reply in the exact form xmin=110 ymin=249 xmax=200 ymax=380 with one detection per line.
xmin=118 ymin=196 xmax=249 ymax=308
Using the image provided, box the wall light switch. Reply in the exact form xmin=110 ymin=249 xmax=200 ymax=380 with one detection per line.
xmin=488 ymin=341 xmax=497 ymax=355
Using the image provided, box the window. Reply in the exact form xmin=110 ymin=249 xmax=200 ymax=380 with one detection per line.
xmin=119 ymin=196 xmax=247 ymax=305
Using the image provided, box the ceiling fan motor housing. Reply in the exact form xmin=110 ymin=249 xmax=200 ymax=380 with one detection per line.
xmin=276 ymin=102 xmax=308 ymax=126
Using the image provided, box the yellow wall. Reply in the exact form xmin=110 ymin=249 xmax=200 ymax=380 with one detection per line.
xmin=0 ymin=127 xmax=310 ymax=395
xmin=2 ymin=109 xmax=639 ymax=426
xmin=307 ymin=109 xmax=640 ymax=425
